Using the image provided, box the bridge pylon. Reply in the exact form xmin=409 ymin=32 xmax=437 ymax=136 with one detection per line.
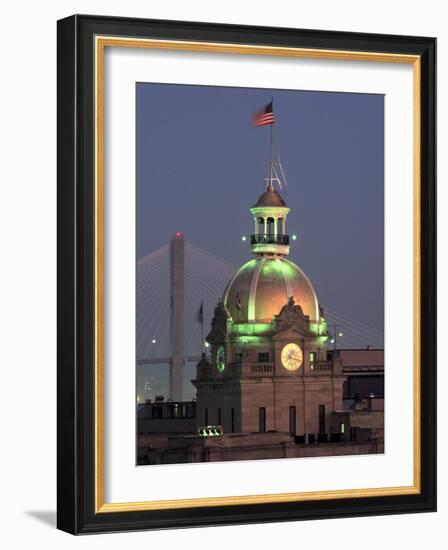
xmin=169 ymin=233 xmax=185 ymax=401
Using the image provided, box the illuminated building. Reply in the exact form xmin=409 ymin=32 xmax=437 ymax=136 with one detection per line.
xmin=137 ymin=180 xmax=384 ymax=465
xmin=193 ymin=181 xmax=348 ymax=438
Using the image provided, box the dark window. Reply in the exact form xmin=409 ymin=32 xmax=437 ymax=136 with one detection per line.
xmin=231 ymin=408 xmax=235 ymax=433
xmin=235 ymin=352 xmax=244 ymax=361
xmin=204 ymin=408 xmax=208 ymax=426
xmin=217 ymin=408 xmax=221 ymax=426
xmin=289 ymin=406 xmax=296 ymax=436
xmin=152 ymin=405 xmax=163 ymax=419
xmin=343 ymin=375 xmax=384 ymax=399
xmin=259 ymin=407 xmax=266 ymax=433
xmin=258 ymin=352 xmax=269 ymax=363
xmin=319 ymin=404 xmax=326 ymax=433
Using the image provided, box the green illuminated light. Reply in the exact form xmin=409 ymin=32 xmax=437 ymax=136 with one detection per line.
xmin=250 ymin=206 xmax=290 ymax=217
xmin=216 ymin=345 xmax=225 ymax=372
xmin=310 ymin=317 xmax=328 ymax=336
xmin=275 ymin=258 xmax=296 ymax=278
xmin=237 ymin=335 xmax=265 ymax=344
xmin=233 ymin=322 xmax=272 ymax=335
xmin=239 ymin=259 xmax=257 ymax=272
xmin=261 ymin=262 xmax=275 ymax=275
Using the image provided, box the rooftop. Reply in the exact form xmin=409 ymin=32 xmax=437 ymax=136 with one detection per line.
xmin=253 ymin=186 xmax=287 ymax=208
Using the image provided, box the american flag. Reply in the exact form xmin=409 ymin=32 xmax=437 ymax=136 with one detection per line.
xmin=253 ymin=101 xmax=275 ymax=127
xmin=196 ymin=301 xmax=204 ymax=324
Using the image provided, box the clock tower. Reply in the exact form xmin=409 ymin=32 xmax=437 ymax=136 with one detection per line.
xmin=194 ymin=181 xmax=346 ymax=439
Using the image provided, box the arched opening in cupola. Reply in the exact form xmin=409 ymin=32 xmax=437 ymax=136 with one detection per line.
xmin=277 ymin=218 xmax=284 ymax=236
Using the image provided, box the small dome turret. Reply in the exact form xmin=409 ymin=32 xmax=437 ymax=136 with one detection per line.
xmin=250 ymin=185 xmax=291 ymax=256
xmin=253 ymin=187 xmax=287 ymax=208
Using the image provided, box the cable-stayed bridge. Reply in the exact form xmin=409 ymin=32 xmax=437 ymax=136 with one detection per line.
xmin=136 ymin=235 xmax=384 ymax=402
xmin=137 ymin=238 xmax=237 ymax=362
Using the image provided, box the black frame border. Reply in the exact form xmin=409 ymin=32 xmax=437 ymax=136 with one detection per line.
xmin=57 ymin=14 xmax=436 ymax=534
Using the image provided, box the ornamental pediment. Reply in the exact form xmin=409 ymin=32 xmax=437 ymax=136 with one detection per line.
xmin=272 ymin=325 xmax=308 ymax=341
xmin=274 ymin=296 xmax=311 ymax=335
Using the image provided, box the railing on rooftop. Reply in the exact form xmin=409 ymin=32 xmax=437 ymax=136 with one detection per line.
xmin=250 ymin=234 xmax=289 ymax=245
xmin=250 ymin=362 xmax=274 ymax=374
xmin=311 ymin=361 xmax=333 ymax=374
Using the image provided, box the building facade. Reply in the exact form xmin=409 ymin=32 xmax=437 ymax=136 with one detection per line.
xmin=136 ymin=184 xmax=384 ymax=465
xmin=193 ymin=182 xmax=347 ymax=439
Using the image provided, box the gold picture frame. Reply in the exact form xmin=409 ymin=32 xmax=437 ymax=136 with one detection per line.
xmin=58 ymin=15 xmax=436 ymax=534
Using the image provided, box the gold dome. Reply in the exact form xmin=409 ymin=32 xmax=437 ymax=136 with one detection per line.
xmin=223 ymin=257 xmax=320 ymax=323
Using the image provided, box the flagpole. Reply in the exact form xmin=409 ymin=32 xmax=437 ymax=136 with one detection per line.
xmin=269 ymin=96 xmax=274 ymax=188
xmin=236 ymin=295 xmax=240 ymax=344
xmin=269 ymin=125 xmax=273 ymax=187
xmin=201 ymin=301 xmax=204 ymax=354
xmin=197 ymin=301 xmax=204 ymax=355
xmin=201 ymin=313 xmax=204 ymax=354
xmin=236 ymin=308 xmax=239 ymax=345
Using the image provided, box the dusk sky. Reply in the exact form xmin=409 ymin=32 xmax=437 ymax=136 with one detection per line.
xmin=136 ymin=83 xmax=384 ymax=336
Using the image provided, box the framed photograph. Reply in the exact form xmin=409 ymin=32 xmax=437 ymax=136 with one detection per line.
xmin=57 ymin=15 xmax=436 ymax=534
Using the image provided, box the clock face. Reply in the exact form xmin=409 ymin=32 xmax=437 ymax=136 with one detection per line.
xmin=281 ymin=343 xmax=303 ymax=371
xmin=216 ymin=345 xmax=225 ymax=372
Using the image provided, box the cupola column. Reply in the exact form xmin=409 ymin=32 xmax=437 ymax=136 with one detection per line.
xmin=250 ymin=186 xmax=291 ymax=255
